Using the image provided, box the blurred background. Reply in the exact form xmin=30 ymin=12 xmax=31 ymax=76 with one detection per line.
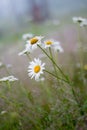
xmin=0 ymin=0 xmax=87 ymax=85
xmin=0 ymin=0 xmax=87 ymax=43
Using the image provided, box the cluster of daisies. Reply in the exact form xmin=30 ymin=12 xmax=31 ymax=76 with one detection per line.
xmin=1 ymin=16 xmax=87 ymax=83
xmin=19 ymin=35 xmax=63 ymax=56
xmin=19 ymin=16 xmax=87 ymax=81
xmin=19 ymin=34 xmax=64 ymax=81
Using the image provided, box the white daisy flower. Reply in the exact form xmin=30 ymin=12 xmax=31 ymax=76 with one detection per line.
xmin=53 ymin=43 xmax=64 ymax=52
xmin=0 ymin=75 xmax=18 ymax=82
xmin=6 ymin=64 xmax=12 ymax=68
xmin=38 ymin=54 xmax=47 ymax=59
xmin=72 ymin=17 xmax=87 ymax=26
xmin=22 ymin=33 xmax=34 ymax=40
xmin=18 ymin=36 xmax=44 ymax=55
xmin=43 ymin=39 xmax=64 ymax=52
xmin=26 ymin=36 xmax=43 ymax=53
xmin=0 ymin=62 xmax=3 ymax=67
xmin=1 ymin=111 xmax=7 ymax=115
xmin=18 ymin=48 xmax=29 ymax=56
xmin=28 ymin=58 xmax=45 ymax=81
xmin=80 ymin=20 xmax=87 ymax=27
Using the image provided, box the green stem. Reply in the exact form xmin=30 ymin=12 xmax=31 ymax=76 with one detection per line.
xmin=78 ymin=27 xmax=84 ymax=76
xmin=6 ymin=81 xmax=11 ymax=89
xmin=4 ymin=65 xmax=11 ymax=75
xmin=44 ymin=70 xmax=69 ymax=84
xmin=38 ymin=45 xmax=83 ymax=116
xmin=49 ymin=48 xmax=59 ymax=80
xmin=38 ymin=45 xmax=69 ymax=82
xmin=71 ymin=86 xmax=84 ymax=115
xmin=26 ymin=53 xmax=32 ymax=61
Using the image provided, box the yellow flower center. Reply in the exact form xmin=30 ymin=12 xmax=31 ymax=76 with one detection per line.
xmin=45 ymin=41 xmax=52 ymax=45
xmin=34 ymin=65 xmax=41 ymax=73
xmin=30 ymin=37 xmax=38 ymax=45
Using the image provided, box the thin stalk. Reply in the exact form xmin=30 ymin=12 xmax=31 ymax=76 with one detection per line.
xmin=44 ymin=70 xmax=69 ymax=84
xmin=38 ymin=45 xmax=69 ymax=82
xmin=4 ymin=65 xmax=11 ymax=75
xmin=26 ymin=53 xmax=32 ymax=61
xmin=49 ymin=47 xmax=59 ymax=80
xmin=38 ymin=45 xmax=84 ymax=115
xmin=78 ymin=27 xmax=84 ymax=76
xmin=6 ymin=81 xmax=11 ymax=89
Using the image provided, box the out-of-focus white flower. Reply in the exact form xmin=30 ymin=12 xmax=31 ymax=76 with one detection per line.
xmin=43 ymin=39 xmax=64 ymax=52
xmin=38 ymin=54 xmax=47 ymax=59
xmin=28 ymin=58 xmax=45 ymax=81
xmin=18 ymin=48 xmax=29 ymax=56
xmin=6 ymin=64 xmax=12 ymax=68
xmin=0 ymin=62 xmax=3 ymax=67
xmin=0 ymin=76 xmax=18 ymax=82
xmin=53 ymin=43 xmax=64 ymax=52
xmin=22 ymin=33 xmax=34 ymax=40
xmin=1 ymin=111 xmax=7 ymax=115
xmin=72 ymin=17 xmax=87 ymax=26
xmin=72 ymin=17 xmax=85 ymax=23
xmin=80 ymin=20 xmax=87 ymax=27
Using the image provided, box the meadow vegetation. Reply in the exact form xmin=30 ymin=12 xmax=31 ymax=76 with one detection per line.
xmin=0 ymin=17 xmax=87 ymax=130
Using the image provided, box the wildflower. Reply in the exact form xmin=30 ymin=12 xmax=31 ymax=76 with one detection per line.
xmin=0 ymin=76 xmax=18 ymax=82
xmin=0 ymin=62 xmax=3 ymax=67
xmin=19 ymin=36 xmax=43 ymax=55
xmin=18 ymin=48 xmax=29 ymax=56
xmin=72 ymin=17 xmax=87 ymax=26
xmin=22 ymin=33 xmax=34 ymax=40
xmin=26 ymin=36 xmax=43 ymax=52
xmin=28 ymin=58 xmax=45 ymax=81
xmin=38 ymin=54 xmax=47 ymax=59
xmin=53 ymin=43 xmax=64 ymax=52
xmin=6 ymin=64 xmax=12 ymax=68
xmin=1 ymin=111 xmax=7 ymax=115
xmin=80 ymin=20 xmax=87 ymax=27
xmin=43 ymin=39 xmax=64 ymax=52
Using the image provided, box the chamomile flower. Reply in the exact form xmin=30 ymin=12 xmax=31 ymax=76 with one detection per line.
xmin=80 ymin=20 xmax=87 ymax=27
xmin=26 ymin=36 xmax=43 ymax=52
xmin=43 ymin=39 xmax=64 ymax=52
xmin=28 ymin=58 xmax=45 ymax=81
xmin=72 ymin=17 xmax=87 ymax=26
xmin=19 ymin=36 xmax=43 ymax=55
xmin=6 ymin=64 xmax=12 ymax=68
xmin=18 ymin=48 xmax=29 ymax=56
xmin=0 ymin=76 xmax=18 ymax=82
xmin=22 ymin=33 xmax=34 ymax=40
xmin=1 ymin=111 xmax=7 ymax=115
xmin=0 ymin=62 xmax=3 ymax=67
